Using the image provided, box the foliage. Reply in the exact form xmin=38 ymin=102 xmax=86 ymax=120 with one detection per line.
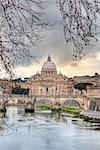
xmin=12 ymin=87 xmax=29 ymax=95
xmin=74 ymin=82 xmax=93 ymax=91
xmin=39 ymin=104 xmax=82 ymax=116
xmin=62 ymin=107 xmax=82 ymax=115
xmin=39 ymin=104 xmax=53 ymax=110
xmin=12 ymin=78 xmax=25 ymax=83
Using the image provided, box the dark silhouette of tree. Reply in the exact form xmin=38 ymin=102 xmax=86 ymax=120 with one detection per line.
xmin=58 ymin=0 xmax=100 ymax=61
xmin=74 ymin=82 xmax=93 ymax=91
xmin=12 ymin=87 xmax=29 ymax=95
xmin=0 ymin=0 xmax=48 ymax=77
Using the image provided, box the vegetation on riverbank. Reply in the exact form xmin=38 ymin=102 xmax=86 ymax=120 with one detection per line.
xmin=0 ymin=108 xmax=6 ymax=113
xmin=62 ymin=107 xmax=82 ymax=116
xmin=80 ymin=115 xmax=100 ymax=123
xmin=39 ymin=104 xmax=53 ymax=110
xmin=39 ymin=104 xmax=82 ymax=116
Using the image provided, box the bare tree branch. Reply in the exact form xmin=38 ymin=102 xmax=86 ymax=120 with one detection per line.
xmin=58 ymin=0 xmax=100 ymax=61
xmin=0 ymin=0 xmax=48 ymax=78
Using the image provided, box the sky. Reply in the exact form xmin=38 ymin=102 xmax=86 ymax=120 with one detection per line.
xmin=15 ymin=0 xmax=100 ymax=78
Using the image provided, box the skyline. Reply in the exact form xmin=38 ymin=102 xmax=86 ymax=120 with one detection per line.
xmin=15 ymin=54 xmax=100 ymax=78
xmin=14 ymin=0 xmax=100 ymax=78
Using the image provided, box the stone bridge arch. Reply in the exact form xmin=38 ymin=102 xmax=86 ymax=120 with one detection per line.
xmin=62 ymin=99 xmax=80 ymax=108
xmin=36 ymin=99 xmax=53 ymax=106
xmin=89 ymin=98 xmax=100 ymax=111
xmin=17 ymin=99 xmax=25 ymax=104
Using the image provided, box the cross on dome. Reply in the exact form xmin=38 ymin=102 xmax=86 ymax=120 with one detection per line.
xmin=47 ymin=55 xmax=51 ymax=61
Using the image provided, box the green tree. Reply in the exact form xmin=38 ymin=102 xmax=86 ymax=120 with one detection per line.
xmin=74 ymin=82 xmax=93 ymax=91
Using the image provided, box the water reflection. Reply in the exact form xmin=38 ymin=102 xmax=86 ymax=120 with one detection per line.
xmin=0 ymin=107 xmax=100 ymax=150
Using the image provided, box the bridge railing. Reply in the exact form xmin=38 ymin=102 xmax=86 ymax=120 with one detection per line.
xmin=87 ymin=95 xmax=100 ymax=99
xmin=2 ymin=94 xmax=85 ymax=100
xmin=28 ymin=94 xmax=84 ymax=99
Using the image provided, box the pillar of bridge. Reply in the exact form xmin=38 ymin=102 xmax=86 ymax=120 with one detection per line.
xmin=83 ymin=97 xmax=90 ymax=110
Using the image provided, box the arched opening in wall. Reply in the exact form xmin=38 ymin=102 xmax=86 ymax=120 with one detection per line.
xmin=17 ymin=99 xmax=25 ymax=104
xmin=37 ymin=99 xmax=52 ymax=110
xmin=89 ymin=99 xmax=100 ymax=111
xmin=62 ymin=100 xmax=80 ymax=108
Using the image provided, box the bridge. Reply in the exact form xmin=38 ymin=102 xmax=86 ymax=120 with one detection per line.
xmin=0 ymin=95 xmax=91 ymax=110
xmin=0 ymin=94 xmax=100 ymax=110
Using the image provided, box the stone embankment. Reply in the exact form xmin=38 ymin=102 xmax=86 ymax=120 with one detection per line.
xmin=80 ymin=110 xmax=100 ymax=123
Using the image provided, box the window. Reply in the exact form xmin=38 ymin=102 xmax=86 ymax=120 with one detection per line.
xmin=46 ymin=87 xmax=48 ymax=93
xmin=41 ymin=89 xmax=42 ymax=94
xmin=52 ymin=89 xmax=54 ymax=94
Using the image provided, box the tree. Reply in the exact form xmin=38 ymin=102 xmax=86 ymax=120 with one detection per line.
xmin=58 ymin=0 xmax=100 ymax=61
xmin=74 ymin=82 xmax=93 ymax=91
xmin=12 ymin=87 xmax=29 ymax=95
xmin=0 ymin=0 xmax=48 ymax=77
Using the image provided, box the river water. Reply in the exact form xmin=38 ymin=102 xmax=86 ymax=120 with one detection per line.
xmin=0 ymin=107 xmax=100 ymax=150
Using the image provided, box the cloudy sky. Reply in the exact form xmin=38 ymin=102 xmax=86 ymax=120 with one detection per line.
xmin=15 ymin=0 xmax=100 ymax=78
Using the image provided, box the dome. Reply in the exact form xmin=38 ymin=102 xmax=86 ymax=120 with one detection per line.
xmin=41 ymin=55 xmax=57 ymax=73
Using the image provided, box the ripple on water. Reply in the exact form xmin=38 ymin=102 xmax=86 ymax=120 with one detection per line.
xmin=0 ymin=107 xmax=100 ymax=150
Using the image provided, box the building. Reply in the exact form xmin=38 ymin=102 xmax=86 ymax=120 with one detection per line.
xmin=1 ymin=56 xmax=100 ymax=99
xmin=74 ymin=73 xmax=100 ymax=85
xmin=84 ymin=85 xmax=100 ymax=98
xmin=74 ymin=75 xmax=92 ymax=83
xmin=28 ymin=55 xmax=75 ymax=98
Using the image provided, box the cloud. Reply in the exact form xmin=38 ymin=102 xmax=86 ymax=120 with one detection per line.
xmin=14 ymin=0 xmax=100 ymax=78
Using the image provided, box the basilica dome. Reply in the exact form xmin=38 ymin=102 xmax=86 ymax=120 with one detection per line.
xmin=41 ymin=55 xmax=57 ymax=75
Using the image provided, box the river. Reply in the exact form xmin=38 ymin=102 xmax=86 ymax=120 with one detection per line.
xmin=0 ymin=107 xmax=100 ymax=150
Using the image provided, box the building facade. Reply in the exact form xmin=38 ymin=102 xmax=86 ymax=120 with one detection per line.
xmin=29 ymin=55 xmax=75 ymax=98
